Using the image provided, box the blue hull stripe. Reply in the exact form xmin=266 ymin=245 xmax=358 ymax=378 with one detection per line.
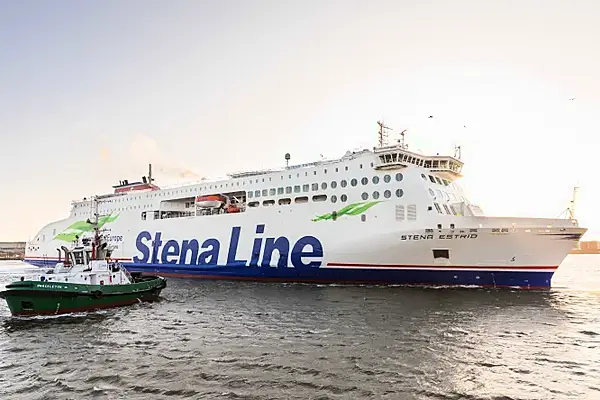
xmin=23 ymin=259 xmax=555 ymax=289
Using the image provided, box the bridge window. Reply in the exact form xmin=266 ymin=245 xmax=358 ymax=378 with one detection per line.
xmin=443 ymin=204 xmax=452 ymax=214
xmin=429 ymin=175 xmax=436 ymax=183
xmin=434 ymin=203 xmax=443 ymax=213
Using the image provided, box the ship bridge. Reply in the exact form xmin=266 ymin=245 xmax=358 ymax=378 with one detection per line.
xmin=373 ymin=144 xmax=464 ymax=181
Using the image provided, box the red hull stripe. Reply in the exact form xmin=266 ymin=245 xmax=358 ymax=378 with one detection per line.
xmin=326 ymin=262 xmax=558 ymax=270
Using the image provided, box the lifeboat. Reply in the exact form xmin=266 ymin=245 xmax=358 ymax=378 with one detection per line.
xmin=195 ymin=194 xmax=227 ymax=208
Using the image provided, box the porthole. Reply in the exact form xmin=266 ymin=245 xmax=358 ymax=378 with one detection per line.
xmin=372 ymin=176 xmax=379 ymax=184
xmin=372 ymin=191 xmax=380 ymax=199
xmin=341 ymin=194 xmax=348 ymax=202
xmin=361 ymin=177 xmax=368 ymax=185
xmin=395 ymin=173 xmax=403 ymax=182
xmin=351 ymin=178 xmax=358 ymax=187
xmin=396 ymin=189 xmax=404 ymax=198
xmin=361 ymin=192 xmax=368 ymax=200
xmin=384 ymin=190 xmax=391 ymax=199
xmin=384 ymin=174 xmax=391 ymax=183
xmin=341 ymin=180 xmax=347 ymax=187
xmin=331 ymin=195 xmax=338 ymax=203
xmin=321 ymin=182 xmax=327 ymax=190
xmin=331 ymin=181 xmax=337 ymax=189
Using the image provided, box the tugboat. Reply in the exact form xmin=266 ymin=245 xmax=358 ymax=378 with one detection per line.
xmin=0 ymin=197 xmax=167 ymax=317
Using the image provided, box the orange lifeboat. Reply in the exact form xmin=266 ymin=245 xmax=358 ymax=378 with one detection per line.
xmin=195 ymin=194 xmax=227 ymax=208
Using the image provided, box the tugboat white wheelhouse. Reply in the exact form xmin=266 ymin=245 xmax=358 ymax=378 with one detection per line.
xmin=24 ymin=122 xmax=586 ymax=289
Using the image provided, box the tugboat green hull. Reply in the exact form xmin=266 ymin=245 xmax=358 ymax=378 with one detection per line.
xmin=0 ymin=275 xmax=166 ymax=317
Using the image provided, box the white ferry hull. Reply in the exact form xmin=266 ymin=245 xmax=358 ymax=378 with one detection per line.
xmin=22 ymin=138 xmax=586 ymax=290
xmin=23 ymin=210 xmax=584 ymax=289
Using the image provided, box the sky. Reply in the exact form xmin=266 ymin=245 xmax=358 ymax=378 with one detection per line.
xmin=1 ymin=0 xmax=599 ymax=241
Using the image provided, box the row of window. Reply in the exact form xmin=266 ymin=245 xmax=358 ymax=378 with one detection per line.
xmin=433 ymin=202 xmax=461 ymax=216
xmin=248 ymin=189 xmax=406 ymax=207
xmin=248 ymin=173 xmax=404 ymax=198
xmin=422 ymin=173 xmax=451 ymax=186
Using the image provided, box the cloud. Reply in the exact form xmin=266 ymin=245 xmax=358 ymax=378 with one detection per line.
xmin=128 ymin=133 xmax=205 ymax=180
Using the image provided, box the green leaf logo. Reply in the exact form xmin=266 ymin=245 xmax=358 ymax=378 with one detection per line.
xmin=53 ymin=213 xmax=120 ymax=242
xmin=312 ymin=201 xmax=381 ymax=221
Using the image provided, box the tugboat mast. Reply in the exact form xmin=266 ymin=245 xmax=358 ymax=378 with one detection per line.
xmin=91 ymin=195 xmax=100 ymax=261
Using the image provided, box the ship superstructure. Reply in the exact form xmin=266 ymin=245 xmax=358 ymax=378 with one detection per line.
xmin=24 ymin=123 xmax=585 ymax=288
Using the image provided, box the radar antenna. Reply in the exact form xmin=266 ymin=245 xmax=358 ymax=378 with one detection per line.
xmin=398 ymin=129 xmax=408 ymax=149
xmin=454 ymin=145 xmax=462 ymax=160
xmin=377 ymin=120 xmax=392 ymax=147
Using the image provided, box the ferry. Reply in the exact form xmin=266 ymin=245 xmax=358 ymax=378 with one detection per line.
xmin=23 ymin=122 xmax=586 ymax=289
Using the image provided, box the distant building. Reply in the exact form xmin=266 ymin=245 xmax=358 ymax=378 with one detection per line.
xmin=0 ymin=242 xmax=25 ymax=260
xmin=571 ymin=241 xmax=600 ymax=254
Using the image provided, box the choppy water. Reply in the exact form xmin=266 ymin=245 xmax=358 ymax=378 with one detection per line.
xmin=1 ymin=256 xmax=599 ymax=400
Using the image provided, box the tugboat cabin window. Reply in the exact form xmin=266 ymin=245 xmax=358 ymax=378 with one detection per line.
xmin=73 ymin=251 xmax=85 ymax=265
